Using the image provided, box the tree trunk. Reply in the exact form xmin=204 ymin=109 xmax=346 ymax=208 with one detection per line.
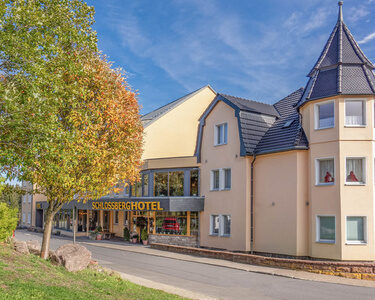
xmin=40 ymin=207 xmax=55 ymax=259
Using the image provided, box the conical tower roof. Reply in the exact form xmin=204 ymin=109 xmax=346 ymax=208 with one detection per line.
xmin=297 ymin=2 xmax=375 ymax=107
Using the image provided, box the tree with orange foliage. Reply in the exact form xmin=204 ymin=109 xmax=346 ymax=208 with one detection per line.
xmin=37 ymin=51 xmax=143 ymax=258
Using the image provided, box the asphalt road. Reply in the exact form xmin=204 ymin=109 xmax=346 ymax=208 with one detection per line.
xmin=15 ymin=230 xmax=375 ymax=300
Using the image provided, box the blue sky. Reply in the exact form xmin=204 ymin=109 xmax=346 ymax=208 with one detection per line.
xmin=89 ymin=0 xmax=375 ymax=114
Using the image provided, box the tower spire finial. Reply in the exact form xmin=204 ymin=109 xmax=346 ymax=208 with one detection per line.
xmin=338 ymin=1 xmax=343 ymax=22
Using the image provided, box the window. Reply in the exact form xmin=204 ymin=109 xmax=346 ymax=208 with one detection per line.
xmin=317 ymin=216 xmax=335 ymax=243
xmin=113 ymin=211 xmax=119 ymax=224
xmin=224 ymin=169 xmax=231 ymax=189
xmin=124 ymin=211 xmax=128 ymax=226
xmin=346 ymin=216 xmax=366 ymax=244
xmin=210 ymin=215 xmax=219 ymax=235
xmin=282 ymin=120 xmax=294 ymax=128
xmin=132 ymin=181 xmax=142 ymax=197
xmin=316 ymin=158 xmax=334 ymax=185
xmin=22 ymin=213 xmax=25 ymax=223
xmin=345 ymin=100 xmax=365 ymax=126
xmin=154 ymin=171 xmax=186 ymax=197
xmin=23 ymin=196 xmax=26 ymax=203
xmin=211 ymin=170 xmax=220 ymax=190
xmin=27 ymin=213 xmax=31 ymax=224
xmin=142 ymin=174 xmax=149 ymax=197
xmin=169 ymin=171 xmax=184 ymax=196
xmin=190 ymin=170 xmax=199 ymax=196
xmin=28 ymin=194 xmax=31 ymax=203
xmin=210 ymin=214 xmax=231 ymax=236
xmin=155 ymin=212 xmax=187 ymax=235
xmin=221 ymin=215 xmax=231 ymax=236
xmin=315 ymin=101 xmax=334 ymax=129
xmin=215 ymin=123 xmax=228 ymax=145
xmin=346 ymin=158 xmax=365 ymax=184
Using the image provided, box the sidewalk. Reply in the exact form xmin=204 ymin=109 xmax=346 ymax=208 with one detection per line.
xmin=81 ymin=239 xmax=375 ymax=288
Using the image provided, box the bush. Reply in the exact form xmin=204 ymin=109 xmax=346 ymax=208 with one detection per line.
xmin=0 ymin=203 xmax=18 ymax=242
xmin=141 ymin=228 xmax=148 ymax=241
xmin=123 ymin=227 xmax=130 ymax=241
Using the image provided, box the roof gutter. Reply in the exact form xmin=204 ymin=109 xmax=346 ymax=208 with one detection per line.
xmin=250 ymin=153 xmax=256 ymax=254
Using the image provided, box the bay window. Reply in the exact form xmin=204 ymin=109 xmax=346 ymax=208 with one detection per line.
xmin=169 ymin=171 xmax=184 ymax=196
xmin=317 ymin=216 xmax=335 ymax=243
xmin=346 ymin=158 xmax=365 ymax=184
xmin=316 ymin=158 xmax=334 ymax=185
xmin=154 ymin=172 xmax=168 ymax=196
xmin=345 ymin=100 xmax=365 ymax=126
xmin=142 ymin=173 xmax=149 ymax=197
xmin=190 ymin=170 xmax=199 ymax=196
xmin=346 ymin=216 xmax=366 ymax=244
xmin=315 ymin=101 xmax=334 ymax=129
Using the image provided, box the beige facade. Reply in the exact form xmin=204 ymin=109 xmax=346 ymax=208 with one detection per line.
xmin=200 ymin=101 xmax=251 ymax=251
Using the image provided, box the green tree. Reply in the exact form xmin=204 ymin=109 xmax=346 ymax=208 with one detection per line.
xmin=0 ymin=178 xmax=18 ymax=242
xmin=0 ymin=1 xmax=143 ymax=258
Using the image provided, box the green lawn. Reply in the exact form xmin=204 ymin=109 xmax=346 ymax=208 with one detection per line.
xmin=0 ymin=243 xmax=185 ymax=300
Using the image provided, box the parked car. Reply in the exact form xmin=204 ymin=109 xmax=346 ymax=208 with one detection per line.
xmin=162 ymin=217 xmax=180 ymax=233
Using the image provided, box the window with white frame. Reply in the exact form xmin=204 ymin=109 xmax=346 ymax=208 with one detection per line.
xmin=224 ymin=169 xmax=231 ymax=189
xmin=316 ymin=158 xmax=334 ymax=185
xmin=346 ymin=158 xmax=365 ymax=184
xmin=221 ymin=215 xmax=231 ymax=236
xmin=210 ymin=214 xmax=231 ymax=236
xmin=211 ymin=169 xmax=231 ymax=191
xmin=210 ymin=215 xmax=219 ymax=235
xmin=27 ymin=213 xmax=31 ymax=224
xmin=211 ymin=170 xmax=220 ymax=190
xmin=317 ymin=216 xmax=335 ymax=243
xmin=22 ymin=213 xmax=25 ymax=223
xmin=315 ymin=101 xmax=334 ymax=129
xmin=345 ymin=100 xmax=366 ymax=126
xmin=346 ymin=216 xmax=366 ymax=244
xmin=215 ymin=123 xmax=228 ymax=145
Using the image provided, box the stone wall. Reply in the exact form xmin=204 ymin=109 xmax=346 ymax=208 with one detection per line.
xmin=151 ymin=243 xmax=375 ymax=280
xmin=149 ymin=235 xmax=198 ymax=247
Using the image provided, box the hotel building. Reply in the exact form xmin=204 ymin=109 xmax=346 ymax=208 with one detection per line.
xmin=22 ymin=3 xmax=375 ymax=260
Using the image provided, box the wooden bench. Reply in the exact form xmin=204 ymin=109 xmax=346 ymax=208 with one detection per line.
xmin=102 ymin=232 xmax=115 ymax=240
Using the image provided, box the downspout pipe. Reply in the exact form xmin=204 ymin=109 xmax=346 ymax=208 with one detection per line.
xmin=250 ymin=153 xmax=256 ymax=254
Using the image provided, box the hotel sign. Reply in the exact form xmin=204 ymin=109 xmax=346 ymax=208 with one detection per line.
xmin=92 ymin=201 xmax=164 ymax=211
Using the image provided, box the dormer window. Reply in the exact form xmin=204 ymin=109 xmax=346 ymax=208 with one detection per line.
xmin=315 ymin=101 xmax=334 ymax=129
xmin=345 ymin=100 xmax=365 ymax=126
xmin=215 ymin=123 xmax=227 ymax=145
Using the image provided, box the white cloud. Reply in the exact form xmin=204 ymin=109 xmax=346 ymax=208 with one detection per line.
xmin=358 ymin=32 xmax=375 ymax=44
xmin=347 ymin=6 xmax=370 ymax=23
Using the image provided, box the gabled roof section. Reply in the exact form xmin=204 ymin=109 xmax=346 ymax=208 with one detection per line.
xmin=195 ymin=88 xmax=309 ymax=161
xmin=297 ymin=2 xmax=375 ymax=108
xmin=255 ymin=88 xmax=308 ymax=155
xmin=219 ymin=94 xmax=280 ymax=117
xmin=141 ymin=85 xmax=216 ymax=127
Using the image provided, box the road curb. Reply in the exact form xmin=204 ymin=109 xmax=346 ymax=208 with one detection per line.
xmin=81 ymin=241 xmax=375 ymax=288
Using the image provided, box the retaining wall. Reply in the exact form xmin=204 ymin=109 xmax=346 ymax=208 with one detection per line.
xmin=151 ymin=243 xmax=375 ymax=280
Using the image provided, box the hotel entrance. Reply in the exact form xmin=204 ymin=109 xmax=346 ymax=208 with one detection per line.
xmin=130 ymin=211 xmax=155 ymax=242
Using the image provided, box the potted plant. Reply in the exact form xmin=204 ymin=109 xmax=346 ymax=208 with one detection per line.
xmin=141 ymin=228 xmax=149 ymax=246
xmin=131 ymin=232 xmax=138 ymax=244
xmin=95 ymin=226 xmax=103 ymax=240
xmin=123 ymin=227 xmax=130 ymax=242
